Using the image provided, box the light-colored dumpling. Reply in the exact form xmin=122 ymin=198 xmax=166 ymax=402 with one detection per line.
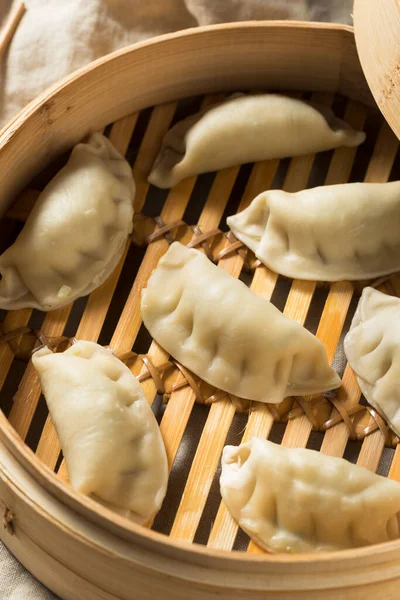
xmin=227 ymin=181 xmax=400 ymax=281
xmin=32 ymin=340 xmax=168 ymax=523
xmin=220 ymin=438 xmax=400 ymax=553
xmin=345 ymin=287 xmax=400 ymax=437
xmin=0 ymin=133 xmax=135 ymax=311
xmin=141 ymin=242 xmax=340 ymax=404
xmin=148 ymin=93 xmax=365 ymax=188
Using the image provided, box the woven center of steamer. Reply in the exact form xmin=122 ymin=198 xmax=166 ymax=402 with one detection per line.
xmin=1 ymin=91 xmax=400 ymax=553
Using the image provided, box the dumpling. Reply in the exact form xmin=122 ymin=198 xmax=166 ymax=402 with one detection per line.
xmin=220 ymin=438 xmax=400 ymax=553
xmin=141 ymin=242 xmax=340 ymax=404
xmin=0 ymin=133 xmax=135 ymax=311
xmin=147 ymin=93 xmax=365 ymax=188
xmin=32 ymin=340 xmax=168 ymax=523
xmin=344 ymin=287 xmax=400 ymax=437
xmin=227 ymin=181 xmax=400 ymax=281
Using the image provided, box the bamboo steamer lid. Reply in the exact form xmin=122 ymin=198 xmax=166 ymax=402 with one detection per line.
xmin=354 ymin=0 xmax=400 ymax=139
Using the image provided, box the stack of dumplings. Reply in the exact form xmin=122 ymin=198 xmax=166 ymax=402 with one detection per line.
xmin=4 ymin=92 xmax=400 ymax=553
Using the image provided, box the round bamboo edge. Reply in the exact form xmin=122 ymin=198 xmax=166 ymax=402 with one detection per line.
xmin=0 ymin=21 xmax=392 ymax=572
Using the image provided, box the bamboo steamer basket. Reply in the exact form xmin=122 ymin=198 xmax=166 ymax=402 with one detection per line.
xmin=1 ymin=18 xmax=400 ymax=600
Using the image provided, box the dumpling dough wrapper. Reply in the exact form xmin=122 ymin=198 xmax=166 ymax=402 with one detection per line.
xmin=141 ymin=242 xmax=340 ymax=404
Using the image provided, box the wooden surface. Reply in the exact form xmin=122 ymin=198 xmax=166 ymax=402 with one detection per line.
xmin=0 ymin=20 xmax=399 ymax=600
xmin=354 ymin=0 xmax=400 ymax=140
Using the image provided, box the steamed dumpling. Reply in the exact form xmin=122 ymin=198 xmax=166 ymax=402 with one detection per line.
xmin=220 ymin=438 xmax=400 ymax=553
xmin=228 ymin=182 xmax=400 ymax=281
xmin=141 ymin=242 xmax=340 ymax=404
xmin=345 ymin=287 xmax=400 ymax=437
xmin=148 ymin=93 xmax=365 ymax=188
xmin=32 ymin=341 xmax=168 ymax=523
xmin=0 ymin=133 xmax=135 ymax=311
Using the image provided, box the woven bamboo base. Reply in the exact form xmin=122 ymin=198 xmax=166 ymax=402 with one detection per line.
xmin=1 ymin=90 xmax=400 ymax=554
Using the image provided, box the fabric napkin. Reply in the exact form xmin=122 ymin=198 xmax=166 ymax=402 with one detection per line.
xmin=0 ymin=1 xmax=352 ymax=598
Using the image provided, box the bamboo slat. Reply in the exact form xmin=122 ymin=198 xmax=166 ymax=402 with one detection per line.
xmin=389 ymin=446 xmax=400 ymax=481
xmin=108 ymin=114 xmax=139 ymax=157
xmin=8 ymin=305 xmax=72 ymax=438
xmin=132 ymin=102 xmax=177 ymax=211
xmin=352 ymin=124 xmax=399 ymax=471
xmin=357 ymin=431 xmax=386 ymax=472
xmin=0 ymin=309 xmax=31 ymax=390
xmin=207 ymin=402 xmax=273 ymax=550
xmin=319 ymin=364 xmax=361 ymax=456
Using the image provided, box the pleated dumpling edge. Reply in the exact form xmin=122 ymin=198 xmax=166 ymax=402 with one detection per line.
xmin=220 ymin=438 xmax=400 ymax=553
xmin=228 ymin=181 xmax=400 ymax=282
xmin=141 ymin=242 xmax=341 ymax=404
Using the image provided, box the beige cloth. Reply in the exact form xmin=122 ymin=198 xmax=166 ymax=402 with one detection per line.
xmin=0 ymin=1 xmax=352 ymax=599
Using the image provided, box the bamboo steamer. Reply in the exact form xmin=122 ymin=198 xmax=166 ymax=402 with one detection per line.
xmin=1 ymin=20 xmax=400 ymax=600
